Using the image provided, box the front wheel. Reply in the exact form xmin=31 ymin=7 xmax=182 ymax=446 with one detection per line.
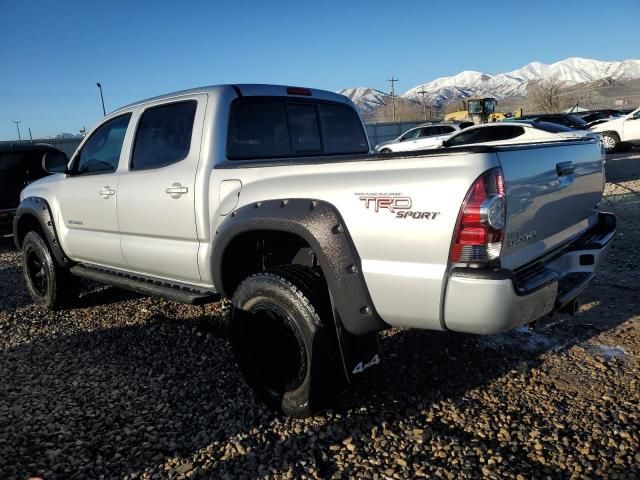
xmin=229 ymin=266 xmax=344 ymax=417
xmin=380 ymin=148 xmax=392 ymax=154
xmin=601 ymin=132 xmax=620 ymax=153
xmin=21 ymin=230 xmax=79 ymax=309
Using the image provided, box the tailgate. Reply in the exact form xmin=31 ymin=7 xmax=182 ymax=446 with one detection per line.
xmin=497 ymin=140 xmax=605 ymax=270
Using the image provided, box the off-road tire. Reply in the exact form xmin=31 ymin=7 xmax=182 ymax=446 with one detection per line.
xmin=601 ymin=132 xmax=620 ymax=153
xmin=229 ymin=265 xmax=344 ymax=417
xmin=21 ymin=230 xmax=79 ymax=309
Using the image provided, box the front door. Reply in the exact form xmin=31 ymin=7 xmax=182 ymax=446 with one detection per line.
xmin=117 ymin=96 xmax=206 ymax=284
xmin=57 ymin=114 xmax=132 ymax=268
xmin=622 ymin=111 xmax=640 ymax=143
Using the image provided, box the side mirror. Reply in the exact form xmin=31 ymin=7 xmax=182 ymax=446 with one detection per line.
xmin=42 ymin=150 xmax=69 ymax=174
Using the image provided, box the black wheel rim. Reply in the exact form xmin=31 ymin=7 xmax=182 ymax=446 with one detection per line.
xmin=245 ymin=303 xmax=307 ymax=396
xmin=26 ymin=250 xmax=47 ymax=296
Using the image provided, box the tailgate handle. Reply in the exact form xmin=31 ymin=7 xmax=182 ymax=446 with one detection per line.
xmin=556 ymin=161 xmax=574 ymax=177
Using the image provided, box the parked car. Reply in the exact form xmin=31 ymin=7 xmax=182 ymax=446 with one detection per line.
xmin=512 ymin=113 xmax=589 ymax=130
xmin=13 ymin=84 xmax=615 ymax=416
xmin=589 ymin=106 xmax=640 ymax=152
xmin=374 ymin=122 xmax=473 ymax=153
xmin=0 ymin=144 xmax=66 ymax=233
xmin=437 ymin=121 xmax=596 ymax=149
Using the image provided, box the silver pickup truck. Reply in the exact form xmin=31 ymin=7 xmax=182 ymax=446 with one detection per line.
xmin=14 ymin=84 xmax=615 ymax=416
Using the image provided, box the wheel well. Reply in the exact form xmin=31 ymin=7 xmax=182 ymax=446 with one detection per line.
xmin=602 ymin=131 xmax=620 ymax=140
xmin=15 ymin=214 xmax=42 ymax=248
xmin=220 ymin=230 xmax=320 ymax=296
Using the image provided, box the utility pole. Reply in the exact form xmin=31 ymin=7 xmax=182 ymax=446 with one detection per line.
xmin=28 ymin=128 xmax=33 ymax=142
xmin=387 ymin=77 xmax=398 ymax=122
xmin=11 ymin=121 xmax=22 ymax=141
xmin=96 ymin=82 xmax=106 ymax=116
xmin=420 ymin=86 xmax=428 ymax=121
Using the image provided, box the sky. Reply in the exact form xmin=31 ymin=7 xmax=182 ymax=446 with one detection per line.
xmin=1 ymin=0 xmax=639 ymax=140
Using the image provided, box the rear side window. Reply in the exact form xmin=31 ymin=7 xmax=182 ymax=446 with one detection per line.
xmin=227 ymin=99 xmax=368 ymax=160
xmin=131 ymin=101 xmax=197 ymax=170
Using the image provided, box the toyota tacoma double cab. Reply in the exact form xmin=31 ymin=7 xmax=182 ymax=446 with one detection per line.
xmin=14 ymin=84 xmax=615 ymax=416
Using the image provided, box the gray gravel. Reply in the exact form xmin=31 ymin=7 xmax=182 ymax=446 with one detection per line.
xmin=1 ymin=151 xmax=639 ymax=479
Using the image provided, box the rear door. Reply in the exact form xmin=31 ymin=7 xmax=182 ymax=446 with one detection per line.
xmin=116 ymin=95 xmax=206 ymax=283
xmin=497 ymin=140 xmax=605 ymax=269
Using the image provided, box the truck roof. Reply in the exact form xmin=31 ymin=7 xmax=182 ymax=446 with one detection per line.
xmin=113 ymin=84 xmax=352 ymax=115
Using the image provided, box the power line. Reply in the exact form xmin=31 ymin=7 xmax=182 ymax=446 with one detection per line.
xmin=11 ymin=120 xmax=22 ymax=141
xmin=387 ymin=77 xmax=398 ymax=122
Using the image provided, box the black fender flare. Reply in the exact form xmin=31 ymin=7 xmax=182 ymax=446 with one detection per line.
xmin=13 ymin=197 xmax=72 ymax=268
xmin=212 ymin=198 xmax=387 ymax=336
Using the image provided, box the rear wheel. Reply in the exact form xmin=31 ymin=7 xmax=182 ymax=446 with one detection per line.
xmin=229 ymin=265 xmax=344 ymax=417
xmin=21 ymin=230 xmax=79 ymax=309
xmin=601 ymin=132 xmax=620 ymax=153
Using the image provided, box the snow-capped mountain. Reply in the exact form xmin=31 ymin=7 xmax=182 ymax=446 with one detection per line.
xmin=341 ymin=57 xmax=640 ymax=111
xmin=339 ymin=87 xmax=392 ymax=114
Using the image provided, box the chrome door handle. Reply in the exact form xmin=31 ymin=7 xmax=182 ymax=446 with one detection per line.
xmin=100 ymin=186 xmax=115 ymax=199
xmin=165 ymin=183 xmax=188 ymax=199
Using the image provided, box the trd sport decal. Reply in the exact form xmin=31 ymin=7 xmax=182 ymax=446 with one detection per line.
xmin=356 ymin=193 xmax=440 ymax=220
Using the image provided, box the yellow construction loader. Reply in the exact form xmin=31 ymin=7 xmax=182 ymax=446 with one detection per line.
xmin=445 ymin=97 xmax=521 ymax=124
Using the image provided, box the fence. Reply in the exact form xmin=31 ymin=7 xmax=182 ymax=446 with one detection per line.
xmin=365 ymin=121 xmax=424 ymax=148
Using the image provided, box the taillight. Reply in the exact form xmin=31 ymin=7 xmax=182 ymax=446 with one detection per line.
xmin=451 ymin=168 xmax=506 ymax=264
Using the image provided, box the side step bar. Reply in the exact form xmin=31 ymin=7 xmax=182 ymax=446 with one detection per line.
xmin=70 ymin=265 xmax=220 ymax=305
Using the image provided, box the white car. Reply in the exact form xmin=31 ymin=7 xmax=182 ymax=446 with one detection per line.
xmin=589 ymin=107 xmax=640 ymax=152
xmin=438 ymin=121 xmax=596 ymax=149
xmin=374 ymin=122 xmax=472 ymax=153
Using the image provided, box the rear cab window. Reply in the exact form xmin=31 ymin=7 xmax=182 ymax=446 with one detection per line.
xmin=227 ymin=98 xmax=368 ymax=160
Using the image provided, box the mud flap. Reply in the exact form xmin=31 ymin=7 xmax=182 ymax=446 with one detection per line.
xmin=331 ymin=306 xmax=382 ymax=383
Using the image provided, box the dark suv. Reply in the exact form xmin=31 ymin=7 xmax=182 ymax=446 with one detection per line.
xmin=0 ymin=144 xmax=65 ymax=233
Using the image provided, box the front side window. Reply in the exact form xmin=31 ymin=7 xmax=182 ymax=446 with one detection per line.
xmin=447 ymin=128 xmax=487 ymax=146
xmin=401 ymin=128 xmax=420 ymax=141
xmin=75 ymin=114 xmax=131 ymax=174
xmin=131 ymin=101 xmax=197 ymax=170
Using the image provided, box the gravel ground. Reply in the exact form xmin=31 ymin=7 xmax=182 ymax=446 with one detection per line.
xmin=1 ymin=152 xmax=639 ymax=480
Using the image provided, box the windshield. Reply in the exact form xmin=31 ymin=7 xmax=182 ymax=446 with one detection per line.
xmin=468 ymin=101 xmax=483 ymax=114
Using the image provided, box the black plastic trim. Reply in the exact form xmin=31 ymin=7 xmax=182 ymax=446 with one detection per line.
xmin=70 ymin=265 xmax=219 ymax=304
xmin=212 ymin=199 xmax=387 ymax=335
xmin=13 ymin=196 xmax=71 ymax=267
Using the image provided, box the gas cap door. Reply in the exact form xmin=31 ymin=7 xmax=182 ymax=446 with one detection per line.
xmin=218 ymin=179 xmax=242 ymax=215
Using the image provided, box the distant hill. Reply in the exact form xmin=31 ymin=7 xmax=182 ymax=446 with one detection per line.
xmin=340 ymin=57 xmax=640 ymax=121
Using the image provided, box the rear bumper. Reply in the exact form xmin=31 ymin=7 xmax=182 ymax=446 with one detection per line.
xmin=443 ymin=212 xmax=616 ymax=334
